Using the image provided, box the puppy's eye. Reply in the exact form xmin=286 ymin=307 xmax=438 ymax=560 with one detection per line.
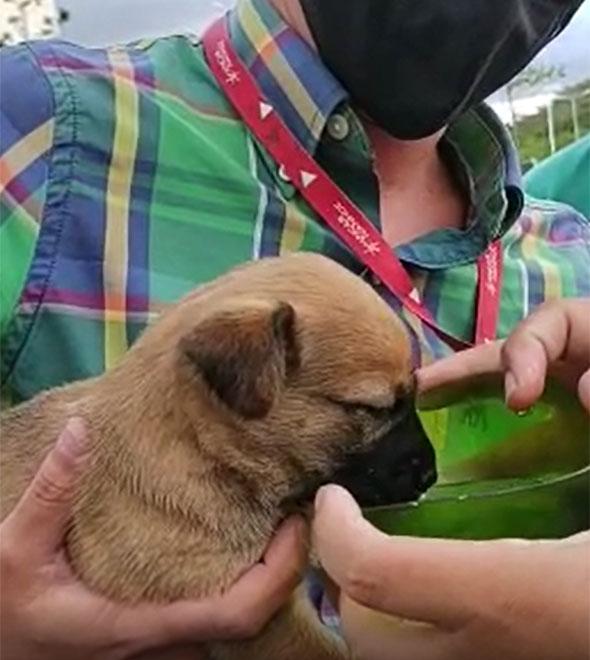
xmin=350 ymin=402 xmax=385 ymax=416
xmin=326 ymin=397 xmax=388 ymax=416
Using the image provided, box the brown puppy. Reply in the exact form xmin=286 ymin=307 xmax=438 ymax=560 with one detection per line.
xmin=0 ymin=253 xmax=436 ymax=660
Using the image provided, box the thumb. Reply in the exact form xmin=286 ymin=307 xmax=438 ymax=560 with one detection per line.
xmin=416 ymin=341 xmax=502 ymax=398
xmin=313 ymin=485 xmax=509 ymax=628
xmin=3 ymin=418 xmax=90 ymax=556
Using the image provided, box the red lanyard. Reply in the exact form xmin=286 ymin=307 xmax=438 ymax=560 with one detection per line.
xmin=203 ymin=18 xmax=503 ymax=351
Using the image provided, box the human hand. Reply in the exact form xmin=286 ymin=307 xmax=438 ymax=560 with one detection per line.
xmin=313 ymin=485 xmax=590 ymax=660
xmin=418 ymin=299 xmax=590 ymax=412
xmin=0 ymin=419 xmax=306 ymax=660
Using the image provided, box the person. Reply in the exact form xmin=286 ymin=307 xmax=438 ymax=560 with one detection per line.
xmin=0 ymin=0 xmax=588 ymax=656
xmin=314 ymin=298 xmax=590 ymax=660
xmin=524 ymin=134 xmax=590 ymax=219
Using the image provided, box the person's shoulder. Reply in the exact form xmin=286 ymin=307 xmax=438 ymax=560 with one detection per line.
xmin=519 ymin=196 xmax=588 ymax=226
xmin=7 ymin=35 xmax=199 ymax=78
xmin=519 ymin=196 xmax=588 ymax=236
xmin=505 ymin=196 xmax=589 ymax=253
xmin=0 ymin=33 xmax=216 ymax=145
xmin=19 ymin=33 xmax=219 ymax=103
xmin=0 ymin=38 xmax=116 ymax=149
xmin=2 ymin=32 xmax=209 ymax=84
xmin=1 ymin=42 xmax=55 ymax=151
xmin=501 ymin=198 xmax=589 ymax=306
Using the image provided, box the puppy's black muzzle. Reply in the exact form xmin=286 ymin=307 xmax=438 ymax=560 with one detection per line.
xmin=331 ymin=406 xmax=437 ymax=508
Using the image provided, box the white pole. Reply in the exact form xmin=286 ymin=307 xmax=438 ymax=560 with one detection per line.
xmin=571 ymin=97 xmax=580 ymax=141
xmin=547 ymin=100 xmax=556 ymax=155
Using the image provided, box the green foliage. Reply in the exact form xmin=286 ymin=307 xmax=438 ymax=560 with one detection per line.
xmin=511 ymin=78 xmax=590 ymax=167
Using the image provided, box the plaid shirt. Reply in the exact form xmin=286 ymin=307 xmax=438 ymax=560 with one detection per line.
xmin=1 ymin=0 xmax=589 ymax=406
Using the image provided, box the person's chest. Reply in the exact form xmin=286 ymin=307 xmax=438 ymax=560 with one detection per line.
xmin=3 ymin=38 xmax=589 ymax=403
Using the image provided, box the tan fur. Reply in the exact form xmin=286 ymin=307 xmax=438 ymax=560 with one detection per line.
xmin=1 ymin=253 xmax=414 ymax=660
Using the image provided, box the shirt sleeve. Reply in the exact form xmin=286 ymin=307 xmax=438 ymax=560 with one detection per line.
xmin=0 ymin=43 xmax=54 ymax=338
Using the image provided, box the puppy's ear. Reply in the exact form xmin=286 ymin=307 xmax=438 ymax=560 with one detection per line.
xmin=180 ymin=301 xmax=299 ymax=419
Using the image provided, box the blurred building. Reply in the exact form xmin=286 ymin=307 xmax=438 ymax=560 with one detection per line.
xmin=1 ymin=0 xmax=62 ymax=46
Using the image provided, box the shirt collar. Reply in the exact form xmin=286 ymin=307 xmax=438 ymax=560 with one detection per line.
xmin=228 ymin=0 xmax=347 ymax=154
xmin=226 ymin=0 xmax=524 ymax=266
xmin=395 ymin=104 xmax=525 ymax=267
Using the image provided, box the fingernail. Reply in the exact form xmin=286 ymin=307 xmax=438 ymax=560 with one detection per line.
xmin=58 ymin=418 xmax=88 ymax=456
xmin=505 ymin=371 xmax=517 ymax=405
xmin=315 ymin=485 xmax=332 ymax=511
xmin=285 ymin=515 xmax=306 ymax=535
xmin=315 ymin=485 xmax=352 ymax=513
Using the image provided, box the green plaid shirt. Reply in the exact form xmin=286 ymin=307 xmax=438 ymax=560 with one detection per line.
xmin=1 ymin=0 xmax=589 ymax=403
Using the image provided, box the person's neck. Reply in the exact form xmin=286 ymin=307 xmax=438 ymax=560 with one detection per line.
xmin=364 ymin=120 xmax=468 ymax=246
xmin=269 ymin=0 xmax=468 ymax=247
xmin=366 ymin=122 xmax=445 ymax=189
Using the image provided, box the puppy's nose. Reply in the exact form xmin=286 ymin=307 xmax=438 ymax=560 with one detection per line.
xmin=329 ymin=405 xmax=437 ymax=508
xmin=408 ymin=446 xmax=437 ymax=492
xmin=388 ymin=407 xmax=437 ymax=501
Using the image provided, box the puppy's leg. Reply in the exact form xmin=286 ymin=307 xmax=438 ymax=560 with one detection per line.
xmin=209 ymin=585 xmax=352 ymax=660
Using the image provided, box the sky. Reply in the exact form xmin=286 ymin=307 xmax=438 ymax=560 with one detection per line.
xmin=60 ymin=0 xmax=590 ymax=121
xmin=60 ymin=0 xmax=232 ymax=43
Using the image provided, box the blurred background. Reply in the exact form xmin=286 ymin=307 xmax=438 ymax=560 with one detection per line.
xmin=2 ymin=0 xmax=589 ymax=171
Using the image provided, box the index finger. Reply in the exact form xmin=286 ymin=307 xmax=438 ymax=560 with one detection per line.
xmin=416 ymin=341 xmax=503 ymax=408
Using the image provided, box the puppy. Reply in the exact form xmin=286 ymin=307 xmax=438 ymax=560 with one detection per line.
xmin=0 ymin=253 xmax=436 ymax=660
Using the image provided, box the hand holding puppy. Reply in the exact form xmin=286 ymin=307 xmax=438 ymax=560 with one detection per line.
xmin=313 ymin=299 xmax=590 ymax=660
xmin=0 ymin=419 xmax=306 ymax=660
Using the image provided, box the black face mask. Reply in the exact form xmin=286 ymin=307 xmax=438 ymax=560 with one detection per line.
xmin=300 ymin=0 xmax=583 ymax=140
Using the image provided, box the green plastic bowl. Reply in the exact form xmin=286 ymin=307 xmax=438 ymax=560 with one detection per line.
xmin=365 ymin=377 xmax=589 ymax=540
xmin=365 ymin=467 xmax=589 ymax=540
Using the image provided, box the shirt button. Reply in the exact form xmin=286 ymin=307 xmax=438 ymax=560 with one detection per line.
xmin=278 ymin=165 xmax=291 ymax=183
xmin=327 ymin=114 xmax=350 ymax=141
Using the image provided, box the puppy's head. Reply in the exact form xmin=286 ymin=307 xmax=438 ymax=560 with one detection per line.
xmin=161 ymin=254 xmax=436 ymax=509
